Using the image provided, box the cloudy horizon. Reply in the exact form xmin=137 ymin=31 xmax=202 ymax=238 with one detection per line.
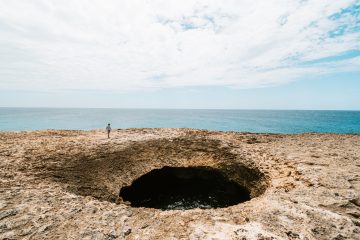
xmin=0 ymin=0 xmax=359 ymax=109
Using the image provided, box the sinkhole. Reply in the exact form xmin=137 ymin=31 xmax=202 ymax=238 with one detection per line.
xmin=119 ymin=166 xmax=252 ymax=210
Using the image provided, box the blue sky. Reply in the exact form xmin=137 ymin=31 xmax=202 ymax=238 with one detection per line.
xmin=0 ymin=0 xmax=359 ymax=109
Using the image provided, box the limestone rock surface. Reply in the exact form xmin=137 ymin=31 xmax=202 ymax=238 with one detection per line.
xmin=0 ymin=129 xmax=360 ymax=239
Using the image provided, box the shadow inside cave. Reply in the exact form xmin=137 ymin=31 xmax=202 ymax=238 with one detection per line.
xmin=120 ymin=166 xmax=251 ymax=210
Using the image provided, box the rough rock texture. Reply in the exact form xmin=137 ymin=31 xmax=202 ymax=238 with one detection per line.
xmin=0 ymin=128 xmax=359 ymax=240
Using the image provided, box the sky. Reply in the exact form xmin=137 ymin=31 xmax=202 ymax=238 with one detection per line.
xmin=0 ymin=0 xmax=359 ymax=109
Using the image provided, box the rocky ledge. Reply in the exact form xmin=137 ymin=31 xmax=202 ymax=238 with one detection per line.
xmin=0 ymin=129 xmax=359 ymax=239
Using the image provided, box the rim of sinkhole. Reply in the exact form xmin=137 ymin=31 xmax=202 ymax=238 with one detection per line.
xmin=49 ymin=137 xmax=269 ymax=208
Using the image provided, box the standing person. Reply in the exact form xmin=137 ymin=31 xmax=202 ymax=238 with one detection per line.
xmin=106 ymin=123 xmax=111 ymax=139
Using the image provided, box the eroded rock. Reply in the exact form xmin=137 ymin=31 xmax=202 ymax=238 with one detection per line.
xmin=0 ymin=129 xmax=359 ymax=239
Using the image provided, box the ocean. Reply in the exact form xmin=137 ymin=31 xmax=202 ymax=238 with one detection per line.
xmin=0 ymin=108 xmax=359 ymax=133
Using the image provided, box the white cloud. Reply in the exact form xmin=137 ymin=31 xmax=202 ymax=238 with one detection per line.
xmin=0 ymin=0 xmax=359 ymax=91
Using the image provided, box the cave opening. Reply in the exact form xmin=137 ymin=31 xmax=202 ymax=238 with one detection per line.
xmin=119 ymin=166 xmax=251 ymax=210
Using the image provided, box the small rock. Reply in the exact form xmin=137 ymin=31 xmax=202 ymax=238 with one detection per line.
xmin=125 ymin=209 xmax=133 ymax=217
xmin=141 ymin=224 xmax=149 ymax=229
xmin=105 ymin=233 xmax=117 ymax=240
xmin=350 ymin=198 xmax=360 ymax=207
xmin=332 ymin=234 xmax=346 ymax=240
xmin=286 ymin=231 xmax=299 ymax=238
xmin=115 ymin=198 xmax=121 ymax=205
xmin=85 ymin=206 xmax=98 ymax=214
xmin=38 ymin=225 xmax=50 ymax=233
xmin=123 ymin=226 xmax=131 ymax=236
xmin=0 ymin=209 xmax=17 ymax=220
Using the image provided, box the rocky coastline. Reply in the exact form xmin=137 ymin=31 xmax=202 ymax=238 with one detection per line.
xmin=1 ymin=129 xmax=359 ymax=239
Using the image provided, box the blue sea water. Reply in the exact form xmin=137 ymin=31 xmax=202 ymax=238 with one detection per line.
xmin=0 ymin=108 xmax=359 ymax=133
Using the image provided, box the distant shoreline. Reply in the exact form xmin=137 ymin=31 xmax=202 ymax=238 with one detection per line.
xmin=1 ymin=106 xmax=360 ymax=111
xmin=1 ymin=128 xmax=359 ymax=135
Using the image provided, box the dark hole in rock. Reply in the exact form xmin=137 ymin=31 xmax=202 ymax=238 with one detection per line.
xmin=119 ymin=166 xmax=251 ymax=210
